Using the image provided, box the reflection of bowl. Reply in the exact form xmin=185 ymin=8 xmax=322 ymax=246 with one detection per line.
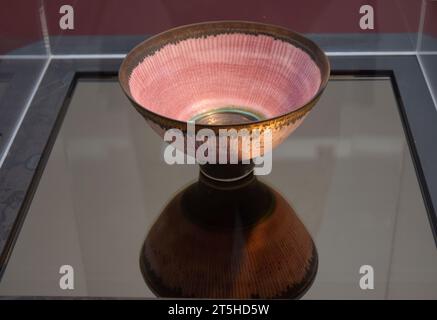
xmin=140 ymin=174 xmax=318 ymax=299
xmin=119 ymin=21 xmax=330 ymax=163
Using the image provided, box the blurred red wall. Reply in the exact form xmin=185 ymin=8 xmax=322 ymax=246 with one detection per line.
xmin=44 ymin=0 xmax=421 ymax=35
xmin=0 ymin=0 xmax=428 ymax=54
xmin=423 ymin=0 xmax=437 ymax=37
xmin=0 ymin=0 xmax=43 ymax=54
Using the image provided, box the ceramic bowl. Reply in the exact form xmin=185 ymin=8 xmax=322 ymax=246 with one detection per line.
xmin=119 ymin=21 xmax=330 ymax=162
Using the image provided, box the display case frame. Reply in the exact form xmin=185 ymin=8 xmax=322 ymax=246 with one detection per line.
xmin=0 ymin=55 xmax=436 ymax=285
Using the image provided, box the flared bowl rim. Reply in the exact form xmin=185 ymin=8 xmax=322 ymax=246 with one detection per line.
xmin=119 ymin=20 xmax=330 ymax=130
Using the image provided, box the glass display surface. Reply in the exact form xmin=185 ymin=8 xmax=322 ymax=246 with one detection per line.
xmin=0 ymin=76 xmax=435 ymax=299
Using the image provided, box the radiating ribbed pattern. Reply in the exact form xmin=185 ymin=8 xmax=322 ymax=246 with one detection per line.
xmin=129 ymin=33 xmax=321 ymax=121
xmin=142 ymin=189 xmax=316 ymax=299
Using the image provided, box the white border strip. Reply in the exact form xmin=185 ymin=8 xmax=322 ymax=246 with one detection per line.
xmin=326 ymin=51 xmax=417 ymax=56
xmin=0 ymin=57 xmax=51 ymax=168
xmin=51 ymin=54 xmax=127 ymax=59
xmin=4 ymin=51 xmax=437 ymax=60
xmin=0 ymin=55 xmax=48 ymax=59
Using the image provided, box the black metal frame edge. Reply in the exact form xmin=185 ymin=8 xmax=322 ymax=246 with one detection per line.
xmin=0 ymin=59 xmax=47 ymax=158
xmin=0 ymin=59 xmax=122 ymax=279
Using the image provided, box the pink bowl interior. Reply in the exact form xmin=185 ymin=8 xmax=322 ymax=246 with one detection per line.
xmin=129 ymin=33 xmax=321 ymax=123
